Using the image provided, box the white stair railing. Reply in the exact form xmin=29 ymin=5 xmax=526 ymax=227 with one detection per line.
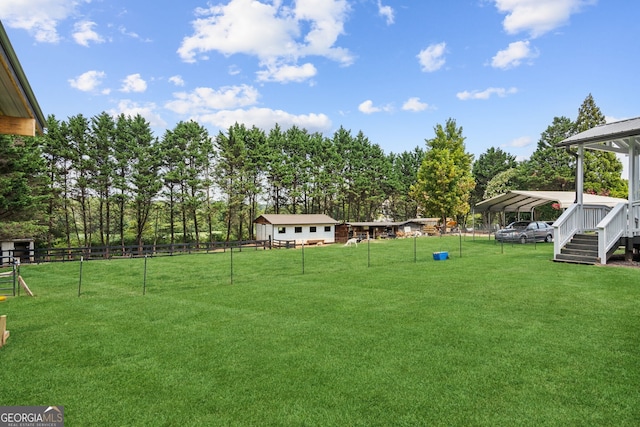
xmin=553 ymin=204 xmax=612 ymax=261
xmin=554 ymin=204 xmax=580 ymax=258
xmin=596 ymin=203 xmax=628 ymax=265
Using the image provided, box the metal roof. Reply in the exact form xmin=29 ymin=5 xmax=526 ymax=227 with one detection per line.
xmin=474 ymin=190 xmax=626 ymax=213
xmin=0 ymin=21 xmax=45 ymax=135
xmin=254 ymin=214 xmax=339 ymax=225
xmin=556 ymin=116 xmax=640 ymax=154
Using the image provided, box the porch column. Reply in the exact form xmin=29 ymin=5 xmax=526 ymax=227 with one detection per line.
xmin=576 ymin=145 xmax=584 ymax=205
xmin=576 ymin=145 xmax=584 ymax=232
xmin=626 ymin=141 xmax=637 ymax=261
xmin=630 ymin=141 xmax=639 ymax=202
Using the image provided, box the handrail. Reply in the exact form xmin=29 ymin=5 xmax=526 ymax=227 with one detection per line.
xmin=596 ymin=202 xmax=628 ymax=265
xmin=553 ymin=204 xmax=580 ymax=257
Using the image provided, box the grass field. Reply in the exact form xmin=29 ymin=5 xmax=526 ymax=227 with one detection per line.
xmin=1 ymin=237 xmax=639 ymax=426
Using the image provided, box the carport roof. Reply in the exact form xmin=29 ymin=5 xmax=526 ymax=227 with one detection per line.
xmin=474 ymin=190 xmax=626 ymax=213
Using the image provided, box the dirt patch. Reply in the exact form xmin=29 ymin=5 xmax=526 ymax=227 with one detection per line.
xmin=602 ymin=254 xmax=640 ymax=269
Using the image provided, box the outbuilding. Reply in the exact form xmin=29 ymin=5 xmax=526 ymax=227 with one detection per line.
xmin=254 ymin=214 xmax=339 ymax=245
xmin=0 ymin=239 xmax=34 ymax=265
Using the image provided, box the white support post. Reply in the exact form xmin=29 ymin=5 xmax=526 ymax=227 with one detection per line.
xmin=576 ymin=145 xmax=585 ymax=233
xmin=630 ymin=140 xmax=639 ymax=204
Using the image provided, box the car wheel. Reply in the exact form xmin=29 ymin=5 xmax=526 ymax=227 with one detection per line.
xmin=545 ymin=234 xmax=552 ymax=243
xmin=519 ymin=235 xmax=527 ymax=244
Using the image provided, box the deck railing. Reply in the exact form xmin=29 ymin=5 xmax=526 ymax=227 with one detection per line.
xmin=596 ymin=203 xmax=628 ymax=265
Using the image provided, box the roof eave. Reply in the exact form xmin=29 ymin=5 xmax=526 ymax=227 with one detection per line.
xmin=0 ymin=21 xmax=45 ymax=134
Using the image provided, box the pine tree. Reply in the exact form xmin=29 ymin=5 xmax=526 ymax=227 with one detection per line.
xmin=575 ymin=94 xmax=626 ymax=197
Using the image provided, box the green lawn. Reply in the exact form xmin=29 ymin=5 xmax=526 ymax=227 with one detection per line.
xmin=1 ymin=237 xmax=639 ymax=426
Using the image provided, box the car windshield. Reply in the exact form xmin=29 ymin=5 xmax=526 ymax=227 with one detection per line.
xmin=509 ymin=221 xmax=529 ymax=229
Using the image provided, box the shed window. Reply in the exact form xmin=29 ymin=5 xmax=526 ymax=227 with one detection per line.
xmin=324 ymin=226 xmax=331 ymax=232
xmin=278 ymin=227 xmax=286 ymax=234
xmin=295 ymin=227 xmax=302 ymax=233
xmin=310 ymin=226 xmax=317 ymax=232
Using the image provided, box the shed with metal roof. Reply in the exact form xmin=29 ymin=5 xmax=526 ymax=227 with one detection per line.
xmin=254 ymin=214 xmax=339 ymax=245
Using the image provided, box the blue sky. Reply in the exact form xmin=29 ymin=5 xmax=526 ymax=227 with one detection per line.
xmin=2 ymin=0 xmax=639 ymax=162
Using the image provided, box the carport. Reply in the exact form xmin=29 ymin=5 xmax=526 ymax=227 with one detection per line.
xmin=474 ymin=190 xmax=626 ymax=229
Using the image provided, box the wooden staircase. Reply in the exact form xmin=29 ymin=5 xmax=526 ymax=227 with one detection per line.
xmin=554 ymin=233 xmax=599 ymax=265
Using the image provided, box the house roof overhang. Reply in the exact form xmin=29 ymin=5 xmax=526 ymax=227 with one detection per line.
xmin=474 ymin=190 xmax=627 ymax=213
xmin=556 ymin=116 xmax=640 ymax=154
xmin=0 ymin=21 xmax=45 ymax=136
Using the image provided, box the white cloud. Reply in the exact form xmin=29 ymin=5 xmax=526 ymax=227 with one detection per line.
xmin=198 ymin=108 xmax=332 ymax=134
xmin=358 ymin=100 xmax=392 ymax=114
xmin=493 ymin=0 xmax=595 ymax=38
xmin=68 ymin=70 xmax=109 ymax=93
xmin=417 ymin=42 xmax=446 ymax=72
xmin=256 ymin=62 xmax=317 ymax=83
xmin=164 ymin=82 xmax=330 ymax=133
xmin=109 ymin=100 xmax=167 ymax=129
xmin=72 ymin=20 xmax=104 ymax=47
xmin=165 ymin=85 xmax=261 ymax=115
xmin=0 ymin=0 xmax=84 ymax=43
xmin=377 ymin=0 xmax=395 ymax=25
xmin=177 ymin=0 xmax=352 ymax=83
xmin=605 ymin=116 xmax=629 ymax=124
xmin=119 ymin=26 xmax=151 ymax=42
xmin=359 ymin=100 xmax=380 ymax=114
xmin=169 ymin=75 xmax=185 ymax=86
xmin=491 ymin=40 xmax=539 ymax=69
xmin=402 ymin=97 xmax=428 ymax=112
xmin=507 ymin=136 xmax=532 ymax=148
xmin=456 ymin=87 xmax=518 ymax=100
xmin=120 ymin=74 xmax=147 ymax=93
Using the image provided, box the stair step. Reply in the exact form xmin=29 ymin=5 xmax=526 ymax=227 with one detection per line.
xmin=564 ymin=240 xmax=595 ymax=245
xmin=554 ymin=253 xmax=598 ymax=264
xmin=572 ymin=232 xmax=597 ymax=237
xmin=565 ymin=242 xmax=597 ymax=250
xmin=561 ymin=248 xmax=598 ymax=257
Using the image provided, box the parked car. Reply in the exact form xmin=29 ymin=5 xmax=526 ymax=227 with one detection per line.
xmin=495 ymin=221 xmax=554 ymax=244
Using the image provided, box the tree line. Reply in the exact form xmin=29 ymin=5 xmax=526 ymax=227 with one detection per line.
xmin=0 ymin=93 xmax=626 ymax=249
xmin=1 ymin=113 xmax=425 ymax=249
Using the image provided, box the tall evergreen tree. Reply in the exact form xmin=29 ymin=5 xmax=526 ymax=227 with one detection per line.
xmin=127 ymin=115 xmax=162 ymax=251
xmin=89 ymin=112 xmax=117 ymax=250
xmin=175 ymin=121 xmax=212 ymax=245
xmin=42 ymin=114 xmax=72 ymax=247
xmin=113 ymin=114 xmax=136 ymax=249
xmin=575 ymin=94 xmax=626 ymax=197
xmin=215 ymin=123 xmax=249 ymax=242
xmin=387 ymin=147 xmax=424 ymax=220
xmin=0 ymin=134 xmax=48 ymax=240
xmin=520 ymin=116 xmax=575 ymax=191
xmin=67 ymin=114 xmax=93 ymax=247
xmin=472 ymin=147 xmax=517 ymax=205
